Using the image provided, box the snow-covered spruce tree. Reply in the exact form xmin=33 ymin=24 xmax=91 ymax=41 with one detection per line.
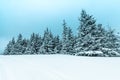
xmin=115 ymin=34 xmax=120 ymax=53
xmin=24 ymin=39 xmax=32 ymax=55
xmin=40 ymin=28 xmax=55 ymax=54
xmin=8 ymin=34 xmax=23 ymax=55
xmin=90 ymin=24 xmax=106 ymax=51
xmin=62 ymin=20 xmax=68 ymax=42
xmin=32 ymin=33 xmax=42 ymax=54
xmin=35 ymin=34 xmax=43 ymax=54
xmin=53 ymin=35 xmax=62 ymax=53
xmin=4 ymin=37 xmax=15 ymax=55
xmin=21 ymin=38 xmax=28 ymax=54
xmin=67 ymin=27 xmax=76 ymax=55
xmin=29 ymin=33 xmax=36 ymax=54
xmin=61 ymin=20 xmax=69 ymax=54
xmin=47 ymin=31 xmax=55 ymax=54
xmin=61 ymin=20 xmax=75 ymax=54
xmin=27 ymin=33 xmax=43 ymax=54
xmin=12 ymin=34 xmax=24 ymax=55
xmin=75 ymin=10 xmax=110 ymax=56
xmin=105 ymin=28 xmax=118 ymax=49
xmin=75 ymin=10 xmax=120 ymax=56
xmin=101 ymin=27 xmax=120 ymax=56
xmin=75 ymin=10 xmax=97 ymax=53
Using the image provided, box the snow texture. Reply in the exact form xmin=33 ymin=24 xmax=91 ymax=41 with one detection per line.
xmin=75 ymin=51 xmax=104 ymax=56
xmin=0 ymin=55 xmax=120 ymax=80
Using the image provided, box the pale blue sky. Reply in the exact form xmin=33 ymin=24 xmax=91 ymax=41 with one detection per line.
xmin=0 ymin=0 xmax=120 ymax=53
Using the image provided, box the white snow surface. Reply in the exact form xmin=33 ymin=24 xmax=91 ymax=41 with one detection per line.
xmin=0 ymin=55 xmax=120 ymax=80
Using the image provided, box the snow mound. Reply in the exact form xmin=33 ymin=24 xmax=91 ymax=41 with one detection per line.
xmin=75 ymin=49 xmax=120 ymax=57
xmin=101 ymin=48 xmax=120 ymax=57
xmin=75 ymin=51 xmax=104 ymax=56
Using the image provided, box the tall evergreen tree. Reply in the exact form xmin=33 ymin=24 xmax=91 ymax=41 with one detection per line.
xmin=62 ymin=20 xmax=68 ymax=42
xmin=66 ymin=27 xmax=75 ymax=54
xmin=54 ymin=35 xmax=62 ymax=53
xmin=94 ymin=24 xmax=107 ymax=49
xmin=61 ymin=20 xmax=75 ymax=54
xmin=13 ymin=34 xmax=24 ymax=55
xmin=75 ymin=10 xmax=97 ymax=52
xmin=22 ymin=38 xmax=28 ymax=54
xmin=4 ymin=37 xmax=15 ymax=55
xmin=41 ymin=28 xmax=55 ymax=54
xmin=27 ymin=33 xmax=42 ymax=54
xmin=61 ymin=20 xmax=68 ymax=54
xmin=104 ymin=28 xmax=118 ymax=49
xmin=35 ymin=34 xmax=43 ymax=54
xmin=24 ymin=39 xmax=32 ymax=54
xmin=29 ymin=33 xmax=36 ymax=54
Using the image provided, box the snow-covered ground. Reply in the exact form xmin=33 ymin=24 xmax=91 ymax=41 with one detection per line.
xmin=0 ymin=55 xmax=120 ymax=80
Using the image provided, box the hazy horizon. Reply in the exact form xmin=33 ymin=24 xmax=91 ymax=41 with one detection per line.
xmin=0 ymin=0 xmax=120 ymax=53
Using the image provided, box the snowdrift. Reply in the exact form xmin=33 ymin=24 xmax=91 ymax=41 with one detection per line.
xmin=75 ymin=48 xmax=120 ymax=57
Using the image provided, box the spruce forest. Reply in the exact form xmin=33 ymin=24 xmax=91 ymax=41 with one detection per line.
xmin=4 ymin=10 xmax=120 ymax=57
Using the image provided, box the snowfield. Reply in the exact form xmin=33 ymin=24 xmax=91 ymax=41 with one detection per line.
xmin=0 ymin=55 xmax=120 ymax=80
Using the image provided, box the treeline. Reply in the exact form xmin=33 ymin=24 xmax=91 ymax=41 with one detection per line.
xmin=3 ymin=10 xmax=120 ymax=57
